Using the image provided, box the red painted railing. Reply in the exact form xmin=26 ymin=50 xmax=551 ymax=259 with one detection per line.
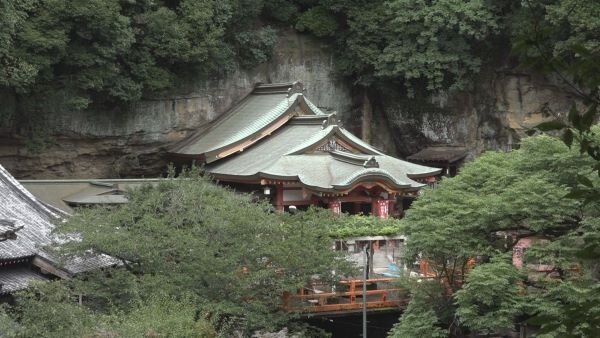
xmin=283 ymin=278 xmax=408 ymax=314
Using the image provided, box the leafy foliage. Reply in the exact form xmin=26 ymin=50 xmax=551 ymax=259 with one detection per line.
xmin=328 ymin=214 xmax=404 ymax=238
xmin=296 ymin=0 xmax=503 ymax=93
xmin=0 ymin=0 xmax=277 ymax=119
xmin=388 ymin=280 xmax=447 ymax=338
xmin=40 ymin=168 xmax=353 ymax=334
xmin=392 ymin=133 xmax=599 ymax=336
xmin=0 ymin=282 xmax=217 ymax=338
xmin=455 ymin=258 xmax=524 ymax=334
xmin=512 ymin=0 xmax=600 ymax=98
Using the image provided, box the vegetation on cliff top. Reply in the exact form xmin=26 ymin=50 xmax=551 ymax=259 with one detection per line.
xmin=2 ymin=1 xmax=599 ymax=125
xmin=0 ymin=0 xmax=278 ymax=112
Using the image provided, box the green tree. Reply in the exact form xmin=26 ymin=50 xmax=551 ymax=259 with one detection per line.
xmin=47 ymin=168 xmax=353 ymax=333
xmin=296 ymin=0 xmax=504 ymax=93
xmin=0 ymin=282 xmax=217 ymax=338
xmin=390 ymin=133 xmax=599 ymax=337
xmin=512 ymin=0 xmax=600 ymax=102
xmin=0 ymin=0 xmax=277 ymax=130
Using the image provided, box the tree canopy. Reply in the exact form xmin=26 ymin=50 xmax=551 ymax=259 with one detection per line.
xmin=0 ymin=0 xmax=278 ymax=119
xmin=3 ymin=0 xmax=599 ymax=131
xmin=390 ymin=132 xmax=600 ymax=337
xmin=295 ymin=0 xmax=505 ymax=93
xmin=0 ymin=168 xmax=355 ymax=336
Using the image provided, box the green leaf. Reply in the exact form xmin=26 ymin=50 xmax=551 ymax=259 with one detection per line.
xmin=564 ymin=189 xmax=589 ymax=199
xmin=576 ymin=174 xmax=594 ymax=188
xmin=562 ymin=129 xmax=574 ymax=148
xmin=581 ymin=104 xmax=598 ymax=131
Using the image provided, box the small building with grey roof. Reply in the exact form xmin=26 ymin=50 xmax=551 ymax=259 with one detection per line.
xmin=0 ymin=165 xmax=117 ymax=295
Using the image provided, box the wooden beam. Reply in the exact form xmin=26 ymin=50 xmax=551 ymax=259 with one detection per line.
xmin=32 ymin=256 xmax=71 ymax=280
xmin=274 ymin=184 xmax=284 ymax=212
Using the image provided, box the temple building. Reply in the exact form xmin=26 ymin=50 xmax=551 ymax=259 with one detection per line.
xmin=21 ymin=179 xmax=161 ymax=214
xmin=407 ymin=144 xmax=467 ymax=178
xmin=170 ymin=82 xmax=441 ymax=218
xmin=0 ymin=165 xmax=116 ymax=295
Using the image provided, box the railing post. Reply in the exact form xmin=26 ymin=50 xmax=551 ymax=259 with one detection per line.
xmin=363 ymin=246 xmax=368 ymax=338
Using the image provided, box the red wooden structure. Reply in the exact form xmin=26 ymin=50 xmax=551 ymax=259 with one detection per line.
xmin=283 ymin=278 xmax=408 ymax=315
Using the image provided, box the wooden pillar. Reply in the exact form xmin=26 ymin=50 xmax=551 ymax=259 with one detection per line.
xmin=375 ymin=199 xmax=389 ymax=219
xmin=371 ymin=199 xmax=377 ymax=217
xmin=274 ymin=184 xmax=284 ymax=212
xmin=328 ymin=200 xmax=341 ymax=215
xmin=388 ymin=198 xmax=396 ymax=218
xmin=419 ymin=259 xmax=429 ymax=276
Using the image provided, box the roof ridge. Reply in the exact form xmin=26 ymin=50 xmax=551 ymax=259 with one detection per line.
xmin=210 ymin=94 xmax=299 ymax=153
xmin=285 ymin=125 xmax=384 ymax=156
xmin=333 ymin=167 xmax=409 ymax=189
xmin=330 ymin=151 xmax=380 ymax=168
xmin=0 ymin=165 xmax=61 ymax=220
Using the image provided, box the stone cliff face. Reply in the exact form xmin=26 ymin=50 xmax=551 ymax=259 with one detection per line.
xmin=372 ymin=70 xmax=577 ymax=160
xmin=0 ymin=32 xmax=352 ymax=178
xmin=0 ymin=31 xmax=578 ymax=179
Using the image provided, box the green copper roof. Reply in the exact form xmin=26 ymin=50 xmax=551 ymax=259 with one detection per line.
xmin=172 ymin=81 xmax=441 ymax=192
xmin=20 ymin=179 xmax=162 ymax=213
xmin=170 ymin=82 xmax=326 ymax=162
xmin=206 ymin=116 xmax=441 ymax=192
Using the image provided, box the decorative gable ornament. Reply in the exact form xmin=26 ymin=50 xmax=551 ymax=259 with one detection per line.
xmin=317 ymin=137 xmax=352 ymax=153
xmin=320 ymin=112 xmax=338 ymax=129
xmin=363 ymin=156 xmax=379 ymax=168
xmin=287 ymin=81 xmax=305 ymax=97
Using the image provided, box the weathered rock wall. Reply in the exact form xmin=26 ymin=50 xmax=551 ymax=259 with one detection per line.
xmin=369 ymin=70 xmax=578 ymax=160
xmin=0 ymin=31 xmax=352 ymax=178
xmin=0 ymin=30 xmax=579 ymax=179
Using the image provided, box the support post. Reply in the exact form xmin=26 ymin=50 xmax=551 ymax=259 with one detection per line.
xmin=328 ymin=200 xmax=341 ymax=215
xmin=363 ymin=244 xmax=368 ymax=338
xmin=274 ymin=184 xmax=284 ymax=212
xmin=374 ymin=199 xmax=389 ymax=219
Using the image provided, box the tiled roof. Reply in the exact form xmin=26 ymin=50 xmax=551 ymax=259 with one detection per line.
xmin=170 ymin=82 xmax=325 ymax=162
xmin=61 ymin=253 xmax=121 ymax=275
xmin=0 ymin=266 xmax=48 ymax=294
xmin=407 ymin=145 xmax=468 ymax=163
xmin=21 ymin=179 xmax=162 ymax=213
xmin=0 ymin=165 xmax=119 ymax=291
xmin=0 ymin=165 xmax=60 ymax=260
xmin=207 ymin=116 xmax=440 ymax=192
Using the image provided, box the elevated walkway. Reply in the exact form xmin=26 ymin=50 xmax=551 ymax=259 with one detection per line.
xmin=283 ymin=278 xmax=408 ymax=317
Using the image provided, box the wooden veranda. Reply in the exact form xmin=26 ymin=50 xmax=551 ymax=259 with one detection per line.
xmin=283 ymin=278 xmax=407 ymax=316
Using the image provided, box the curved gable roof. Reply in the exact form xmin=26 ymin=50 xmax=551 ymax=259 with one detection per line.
xmin=170 ymin=82 xmax=325 ymax=163
xmin=206 ymin=115 xmax=441 ymax=192
xmin=0 ymin=165 xmax=59 ymax=260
